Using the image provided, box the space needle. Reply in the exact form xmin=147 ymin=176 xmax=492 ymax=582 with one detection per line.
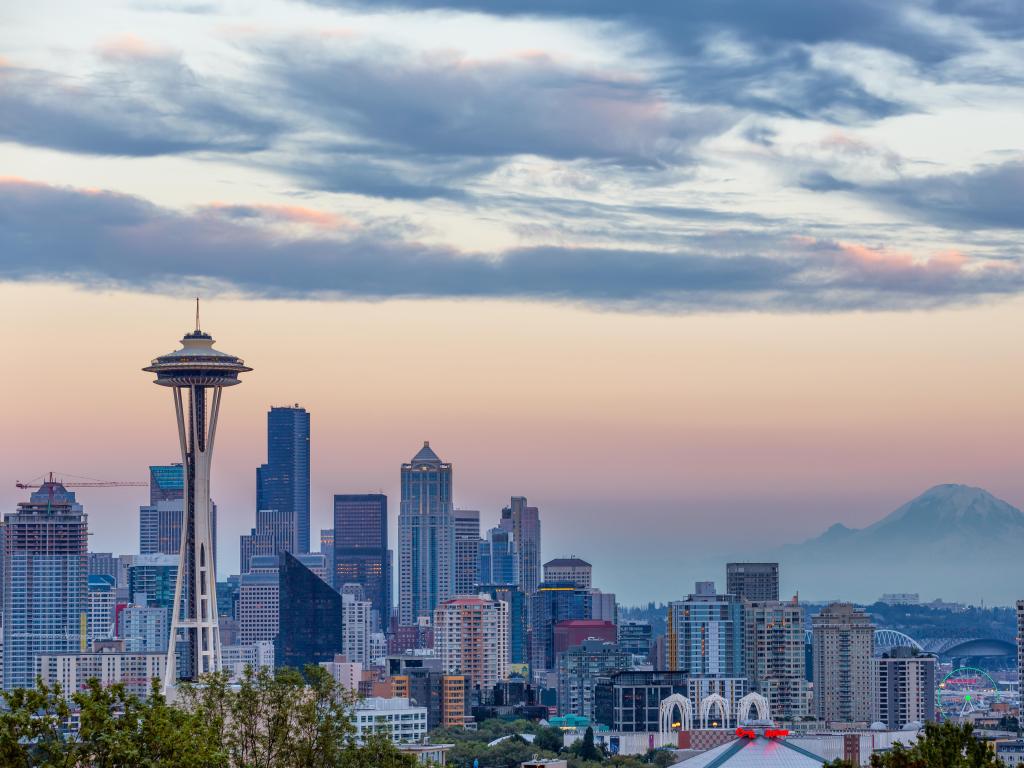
xmin=143 ymin=303 xmax=251 ymax=692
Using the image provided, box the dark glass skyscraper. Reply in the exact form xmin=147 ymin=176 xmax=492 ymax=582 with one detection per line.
xmin=333 ymin=494 xmax=390 ymax=627
xmin=276 ymin=551 xmax=342 ymax=671
xmin=258 ymin=406 xmax=311 ymax=553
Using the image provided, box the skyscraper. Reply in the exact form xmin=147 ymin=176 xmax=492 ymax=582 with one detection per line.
xmin=500 ymin=496 xmax=541 ymax=596
xmin=812 ymin=602 xmax=875 ymax=725
xmin=140 ymin=464 xmax=217 ymax=562
xmin=276 ymin=552 xmax=343 ymax=671
xmin=239 ymin=508 xmax=296 ymax=573
xmin=557 ymin=639 xmax=629 ymax=720
xmin=530 ymin=582 xmax=593 ymax=679
xmin=258 ymin=406 xmax=311 ymax=553
xmin=334 ymin=493 xmax=390 ymax=628
xmin=453 ymin=509 xmax=482 ymax=596
xmin=726 ymin=563 xmax=780 ymax=602
xmin=398 ymin=443 xmax=454 ymax=624
xmin=144 ymin=316 xmax=251 ymax=688
xmin=3 ymin=480 xmax=88 ymax=690
xmin=544 ymin=557 xmax=592 ymax=589
xmin=479 ymin=527 xmax=517 ymax=586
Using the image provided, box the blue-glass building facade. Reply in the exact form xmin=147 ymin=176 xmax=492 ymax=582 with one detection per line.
xmin=276 ymin=552 xmax=342 ymax=670
xmin=398 ymin=442 xmax=454 ymax=624
xmin=3 ymin=481 xmax=88 ymax=691
xmin=258 ymin=406 xmax=311 ymax=553
xmin=529 ymin=582 xmax=593 ymax=679
xmin=666 ymin=582 xmax=744 ymax=677
xmin=479 ymin=583 xmax=528 ymax=666
xmin=480 ymin=527 xmax=518 ymax=586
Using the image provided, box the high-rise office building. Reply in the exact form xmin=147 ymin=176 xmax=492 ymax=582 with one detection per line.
xmin=238 ymin=553 xmax=327 ymax=647
xmin=258 ymin=406 xmax=311 ymax=553
xmin=743 ymin=597 xmax=808 ymax=721
xmin=557 ymin=639 xmax=628 ymax=720
xmin=276 ymin=552 xmax=342 ymax=670
xmin=434 ymin=595 xmax=509 ymax=690
xmin=479 ymin=527 xmax=517 ymax=586
xmin=544 ymin=557 xmax=592 ymax=589
xmin=140 ymin=465 xmax=220 ymax=562
xmin=530 ymin=582 xmax=593 ymax=679
xmin=812 ymin=602 xmax=875 ymax=725
xmin=594 ymin=670 xmax=689 ymax=733
xmin=320 ymin=528 xmax=335 ymax=588
xmin=726 ymin=563 xmax=780 ymax=602
xmin=398 ymin=443 xmax=454 ymax=624
xmin=500 ymin=497 xmax=541 ymax=596
xmin=3 ymin=480 xmax=88 ymax=691
xmin=144 ymin=319 xmax=250 ymax=687
xmin=874 ymin=648 xmax=936 ymax=729
xmin=666 ymin=582 xmax=743 ymax=677
xmin=453 ymin=509 xmax=482 ymax=596
xmin=334 ymin=493 xmax=390 ymax=628
xmin=239 ymin=508 xmax=296 ymax=573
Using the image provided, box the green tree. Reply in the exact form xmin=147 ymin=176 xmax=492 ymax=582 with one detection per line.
xmin=578 ymin=726 xmax=602 ymax=762
xmin=869 ymin=721 xmax=1001 ymax=768
xmin=534 ymin=725 xmax=565 ymax=754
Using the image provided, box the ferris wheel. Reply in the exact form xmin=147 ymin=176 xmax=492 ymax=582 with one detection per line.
xmin=936 ymin=667 xmax=1001 ymax=720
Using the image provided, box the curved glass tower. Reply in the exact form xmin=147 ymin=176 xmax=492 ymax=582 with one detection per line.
xmin=143 ymin=319 xmax=251 ymax=691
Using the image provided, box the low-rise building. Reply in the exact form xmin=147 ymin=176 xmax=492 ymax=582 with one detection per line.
xmin=221 ymin=641 xmax=275 ymax=678
xmin=36 ymin=650 xmax=164 ymax=699
xmin=351 ymin=697 xmax=428 ymax=744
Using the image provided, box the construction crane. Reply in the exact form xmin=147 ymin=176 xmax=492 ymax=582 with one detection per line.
xmin=15 ymin=472 xmax=147 ymax=496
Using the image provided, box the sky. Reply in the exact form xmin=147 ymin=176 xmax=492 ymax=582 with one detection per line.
xmin=1 ymin=0 xmax=1023 ymax=604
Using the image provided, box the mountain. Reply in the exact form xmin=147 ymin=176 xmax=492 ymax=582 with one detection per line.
xmin=771 ymin=484 xmax=1024 ymax=604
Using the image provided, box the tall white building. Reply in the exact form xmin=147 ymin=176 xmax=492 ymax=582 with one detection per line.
xmin=434 ymin=594 xmax=509 ymax=690
xmin=342 ymin=593 xmax=372 ymax=664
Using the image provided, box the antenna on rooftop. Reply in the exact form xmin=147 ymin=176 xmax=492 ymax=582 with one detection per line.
xmin=195 ymin=297 xmax=201 ymax=332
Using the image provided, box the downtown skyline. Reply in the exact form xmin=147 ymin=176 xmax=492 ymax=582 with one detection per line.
xmin=2 ymin=0 xmax=1024 ymax=605
xmin=2 ymin=292 xmax=1023 ymax=604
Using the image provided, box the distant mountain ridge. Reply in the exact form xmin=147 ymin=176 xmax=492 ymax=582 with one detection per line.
xmin=772 ymin=484 xmax=1024 ymax=604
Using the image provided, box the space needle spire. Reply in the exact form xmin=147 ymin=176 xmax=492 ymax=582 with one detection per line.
xmin=144 ymin=309 xmax=251 ymax=693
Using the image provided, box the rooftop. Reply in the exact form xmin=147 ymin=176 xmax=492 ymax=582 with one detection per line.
xmin=545 ymin=557 xmax=592 ymax=568
xmin=682 ymin=731 xmax=825 ymax=768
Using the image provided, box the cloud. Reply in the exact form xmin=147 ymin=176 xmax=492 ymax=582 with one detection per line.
xmin=868 ymin=159 xmax=1024 ymax=230
xmin=265 ymin=45 xmax=733 ymax=164
xmin=0 ymin=52 xmax=279 ymax=156
xmin=805 ymin=159 xmax=1024 ymax=230
xmin=0 ymin=179 xmax=1019 ymax=312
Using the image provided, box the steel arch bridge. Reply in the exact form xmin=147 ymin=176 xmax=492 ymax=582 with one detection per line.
xmin=874 ymin=629 xmax=924 ymax=653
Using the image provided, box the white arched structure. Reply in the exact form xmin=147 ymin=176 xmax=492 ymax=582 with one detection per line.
xmin=659 ymin=694 xmax=694 ymax=744
xmin=699 ymin=693 xmax=729 ymax=729
xmin=735 ymin=692 xmax=770 ymax=724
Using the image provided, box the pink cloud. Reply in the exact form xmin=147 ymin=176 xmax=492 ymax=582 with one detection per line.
xmin=202 ymin=202 xmax=353 ymax=232
xmin=96 ymin=34 xmax=175 ymax=62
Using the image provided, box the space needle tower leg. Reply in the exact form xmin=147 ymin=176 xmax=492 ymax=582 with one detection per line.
xmin=145 ymin=312 xmax=251 ymax=696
